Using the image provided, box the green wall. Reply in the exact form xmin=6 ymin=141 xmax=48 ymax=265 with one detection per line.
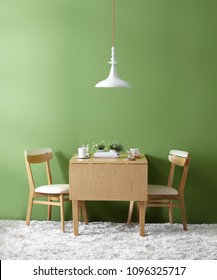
xmin=0 ymin=0 xmax=216 ymax=223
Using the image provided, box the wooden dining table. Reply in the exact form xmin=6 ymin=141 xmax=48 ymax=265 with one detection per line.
xmin=69 ymin=154 xmax=148 ymax=236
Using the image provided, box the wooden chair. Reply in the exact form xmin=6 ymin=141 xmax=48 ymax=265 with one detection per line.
xmin=24 ymin=148 xmax=88 ymax=232
xmin=127 ymin=150 xmax=190 ymax=230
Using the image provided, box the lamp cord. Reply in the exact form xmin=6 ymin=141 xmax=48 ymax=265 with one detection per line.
xmin=112 ymin=0 xmax=115 ymax=47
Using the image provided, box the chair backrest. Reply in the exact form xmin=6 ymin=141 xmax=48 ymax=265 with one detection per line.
xmin=167 ymin=149 xmax=190 ymax=195
xmin=24 ymin=148 xmax=53 ymax=192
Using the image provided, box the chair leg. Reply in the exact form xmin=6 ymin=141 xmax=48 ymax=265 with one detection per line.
xmin=136 ymin=202 xmax=140 ymax=222
xmin=168 ymin=200 xmax=173 ymax=224
xmin=26 ymin=194 xmax=34 ymax=226
xmin=127 ymin=201 xmax=134 ymax=224
xmin=47 ymin=195 xmax=52 ymax=221
xmin=78 ymin=201 xmax=82 ymax=221
xmin=180 ymin=198 xmax=187 ymax=231
xmin=60 ymin=195 xmax=65 ymax=232
xmin=81 ymin=201 xmax=88 ymax=225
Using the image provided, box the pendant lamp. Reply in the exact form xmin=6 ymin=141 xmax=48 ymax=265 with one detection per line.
xmin=95 ymin=0 xmax=131 ymax=88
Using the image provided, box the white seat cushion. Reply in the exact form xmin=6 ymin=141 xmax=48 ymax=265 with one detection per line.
xmin=148 ymin=184 xmax=178 ymax=195
xmin=169 ymin=150 xmax=188 ymax=158
xmin=35 ymin=184 xmax=69 ymax=194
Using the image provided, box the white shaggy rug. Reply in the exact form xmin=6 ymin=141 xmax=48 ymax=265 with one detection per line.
xmin=0 ymin=220 xmax=217 ymax=260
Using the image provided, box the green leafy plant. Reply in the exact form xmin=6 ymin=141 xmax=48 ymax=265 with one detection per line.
xmin=92 ymin=140 xmax=106 ymax=151
xmin=108 ymin=140 xmax=125 ymax=152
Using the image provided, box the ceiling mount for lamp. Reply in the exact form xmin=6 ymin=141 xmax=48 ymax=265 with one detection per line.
xmin=95 ymin=0 xmax=131 ymax=88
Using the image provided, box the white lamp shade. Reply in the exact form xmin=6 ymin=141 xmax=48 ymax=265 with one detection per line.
xmin=95 ymin=46 xmax=131 ymax=88
xmin=95 ymin=63 xmax=131 ymax=88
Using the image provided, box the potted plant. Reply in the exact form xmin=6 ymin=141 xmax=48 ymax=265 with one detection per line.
xmin=108 ymin=140 xmax=125 ymax=153
xmin=92 ymin=140 xmax=106 ymax=152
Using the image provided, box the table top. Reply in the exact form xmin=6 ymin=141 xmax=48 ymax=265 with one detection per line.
xmin=69 ymin=153 xmax=148 ymax=165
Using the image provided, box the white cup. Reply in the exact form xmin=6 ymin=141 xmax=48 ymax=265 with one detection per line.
xmin=130 ymin=148 xmax=140 ymax=156
xmin=78 ymin=147 xmax=87 ymax=158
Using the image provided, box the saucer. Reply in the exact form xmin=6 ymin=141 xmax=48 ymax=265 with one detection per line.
xmin=76 ymin=154 xmax=90 ymax=159
xmin=127 ymin=156 xmax=136 ymax=161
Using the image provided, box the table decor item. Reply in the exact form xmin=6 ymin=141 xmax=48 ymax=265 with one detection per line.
xmin=108 ymin=140 xmax=125 ymax=153
xmin=78 ymin=147 xmax=88 ymax=158
xmin=130 ymin=148 xmax=140 ymax=156
xmin=94 ymin=151 xmax=119 ymax=158
xmin=92 ymin=140 xmax=106 ymax=152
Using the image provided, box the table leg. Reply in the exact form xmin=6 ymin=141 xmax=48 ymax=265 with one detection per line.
xmin=73 ymin=200 xmax=79 ymax=236
xmin=139 ymin=201 xmax=147 ymax=237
